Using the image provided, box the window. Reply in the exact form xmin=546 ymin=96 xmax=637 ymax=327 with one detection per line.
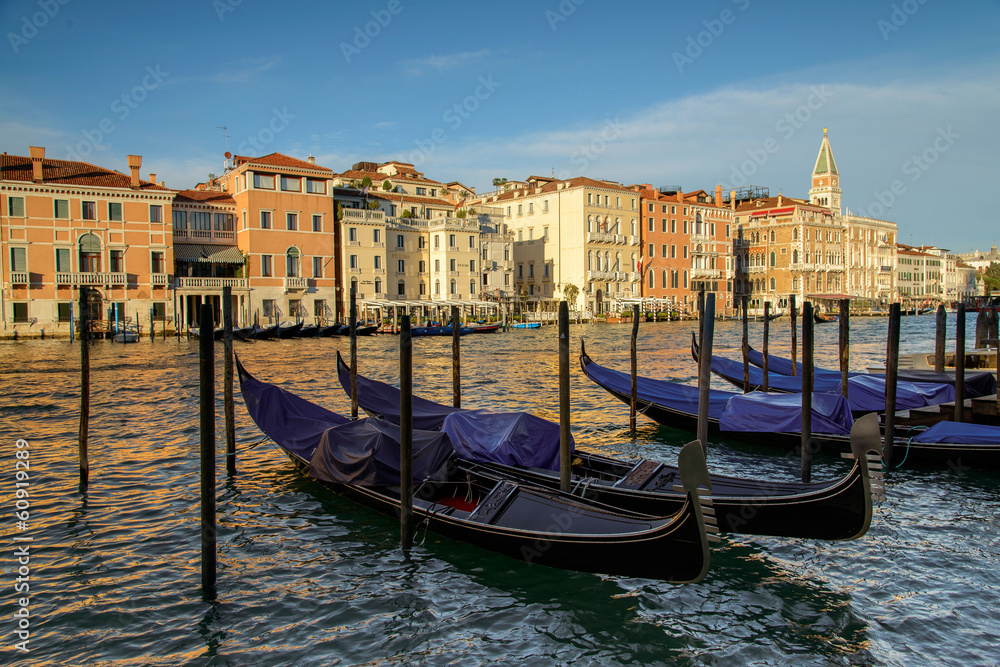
xmin=518 ymin=264 xmax=523 ymax=278
xmin=151 ymin=251 xmax=164 ymax=274
xmin=683 ymin=270 xmax=688 ymax=288
xmin=648 ymin=270 xmax=654 ymax=288
xmin=12 ymin=303 xmax=28 ymax=323
xmin=543 ymin=263 xmax=548 ymax=277
xmin=529 ymin=264 xmax=534 ymax=278
xmin=528 ymin=203 xmax=534 ymax=214
xmin=396 ymin=234 xmax=405 ymax=248
xmin=469 ymin=235 xmax=476 ymax=248
xmin=314 ymin=299 xmax=327 ymax=318
xmin=451 ymin=280 xmax=457 ymax=294
xmin=280 ymin=176 xmax=301 ymax=192
xmin=373 ymin=229 xmax=381 ymax=244
xmin=260 ymin=211 xmax=272 ymax=229
xmin=419 ymin=260 xmax=426 ymax=273
xmin=286 ymin=248 xmax=300 ymax=277
xmin=420 ymin=281 xmax=427 ymax=295
xmin=416 ymin=187 xmax=426 ymax=195
xmin=662 ymin=270 xmax=668 ymax=289
xmin=110 ymin=249 xmax=123 ymax=273
xmin=56 ymin=248 xmax=71 ymax=272
xmin=374 ymin=278 xmax=382 ymax=294
xmin=683 ymin=220 xmax=688 ymax=234
xmin=173 ymin=210 xmax=188 ymax=230
xmin=435 ymin=259 xmax=440 ymax=272
xmin=648 ymin=217 xmax=654 ymax=231
xmin=648 ymin=243 xmax=654 ymax=257
xmin=397 ymin=281 xmax=406 ymax=296
xmin=397 ymin=259 xmax=405 ymax=273
xmin=683 ymin=246 xmax=688 ymax=259
xmin=671 ymin=245 xmax=676 ymax=258
xmin=648 ymin=203 xmax=654 ymax=213
xmin=190 ymin=212 xmax=211 ymax=231
xmin=286 ymin=213 xmax=297 ymax=230
xmin=671 ymin=220 xmax=676 ymax=233
xmin=261 ymin=255 xmax=273 ymax=277
xmin=7 ymin=197 xmax=24 ymax=217
xmin=306 ymin=179 xmax=326 ymax=194
xmin=313 ymin=257 xmax=323 ymax=278
xmin=149 ymin=205 xmax=162 ymax=223
xmin=770 ymin=251 xmax=776 ymax=267
xmin=449 ymin=234 xmax=456 ymax=247
xmin=253 ymin=173 xmax=275 ymax=189
xmin=471 ymin=281 xmax=476 ymax=295
xmin=435 ymin=280 xmax=441 ymax=295
xmin=82 ymin=201 xmax=96 ymax=220
xmin=616 ymin=197 xmax=621 ymax=208
xmin=661 ymin=244 xmax=668 ymax=258
xmin=242 ymin=211 xmax=247 ymax=230
xmin=54 ymin=199 xmax=69 ymax=219
xmin=58 ymin=303 xmax=72 ymax=323
xmin=419 ymin=237 xmax=426 ymax=249
xmin=517 ymin=205 xmax=522 ymax=217
xmin=349 ymin=255 xmax=358 ymax=269
xmin=449 ymin=258 xmax=456 ymax=272
xmin=10 ymin=247 xmax=26 ymax=272
xmin=373 ymin=256 xmax=381 ymax=270
xmin=312 ymin=215 xmax=322 ymax=232
xmin=214 ymin=213 xmax=234 ymax=231
xmin=262 ymin=299 xmax=275 ymax=318
xmin=770 ymin=277 xmax=776 ymax=290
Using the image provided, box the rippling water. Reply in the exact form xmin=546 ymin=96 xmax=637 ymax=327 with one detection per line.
xmin=1 ymin=313 xmax=998 ymax=666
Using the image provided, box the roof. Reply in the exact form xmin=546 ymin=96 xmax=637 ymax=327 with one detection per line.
xmin=481 ymin=175 xmax=636 ymax=204
xmin=0 ymin=153 xmax=170 ymax=191
xmin=174 ymin=189 xmax=236 ymax=204
xmin=734 ymin=196 xmax=813 ymax=212
xmin=233 ymin=152 xmax=332 ymax=173
xmin=368 ymin=192 xmax=454 ymax=207
xmin=813 ymin=129 xmax=839 ymax=175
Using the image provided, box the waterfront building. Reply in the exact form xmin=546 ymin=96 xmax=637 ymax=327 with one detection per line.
xmin=470 ymin=176 xmax=642 ymax=315
xmin=635 ymin=186 xmax=694 ymax=313
xmin=896 ymin=243 xmax=943 ymax=305
xmin=220 ymin=152 xmax=337 ymax=326
xmin=1 ymin=147 xmax=174 ymax=333
xmin=684 ymin=185 xmax=737 ymax=313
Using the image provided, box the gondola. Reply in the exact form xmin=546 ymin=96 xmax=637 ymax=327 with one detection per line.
xmin=690 ymin=335 xmax=960 ymax=414
xmin=236 ymin=356 xmax=714 ymax=583
xmin=589 ymin=343 xmax=1000 ymax=469
xmin=411 ymin=325 xmax=473 ymax=336
xmin=297 ymin=324 xmax=320 ymax=338
xmin=276 ymin=322 xmax=303 ymax=339
xmin=765 ymin=310 xmax=783 ymax=321
xmin=335 ymin=351 xmax=879 ymax=539
xmin=814 ymin=311 xmax=838 ymax=323
xmin=317 ymin=323 xmax=345 ymax=337
xmin=249 ymin=323 xmax=280 ymax=340
xmin=510 ymin=322 xmax=541 ymax=329
xmin=743 ymin=344 xmax=997 ymax=397
xmin=470 ymin=323 xmax=502 ymax=333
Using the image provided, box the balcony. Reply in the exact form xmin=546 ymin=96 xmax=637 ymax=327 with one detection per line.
xmin=285 ymin=277 xmax=308 ymax=291
xmin=373 ymin=268 xmax=385 ymax=275
xmin=372 ymin=242 xmax=385 ymax=248
xmin=692 ymin=267 xmax=719 ymax=279
xmin=349 ymin=268 xmax=362 ymax=274
xmin=175 ymin=277 xmax=248 ymax=289
xmin=56 ymin=272 xmax=127 ymax=286
xmin=10 ymin=272 xmax=28 ymax=284
xmin=630 ymin=235 xmax=641 ymax=246
xmin=151 ymin=273 xmax=170 ymax=286
xmin=586 ymin=232 xmax=627 ymax=245
xmin=173 ymin=229 xmax=235 ymax=243
xmin=748 ymin=266 xmax=766 ymax=274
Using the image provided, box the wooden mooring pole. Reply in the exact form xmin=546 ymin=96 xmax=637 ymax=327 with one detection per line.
xmin=789 ymin=294 xmax=798 ymax=377
xmin=630 ymin=304 xmax=639 ymax=433
xmin=741 ymin=295 xmax=749 ymax=393
xmin=762 ymin=302 xmax=770 ymax=392
xmin=935 ymin=305 xmax=947 ymax=373
xmin=801 ymin=301 xmax=814 ymax=483
xmin=452 ymin=305 xmax=461 ymax=408
xmin=78 ymin=287 xmax=90 ymax=490
xmin=955 ymin=303 xmax=966 ymax=423
xmin=400 ymin=315 xmax=413 ymax=550
xmin=840 ymin=298 xmax=850 ymax=401
xmin=223 ymin=285 xmax=236 ymax=476
xmin=697 ymin=293 xmax=716 ymax=452
xmin=350 ymin=287 xmax=358 ymax=420
xmin=884 ymin=303 xmax=901 ymax=467
xmin=559 ymin=301 xmax=571 ymax=492
xmin=974 ymin=308 xmax=987 ymax=349
xmin=199 ymin=303 xmax=217 ymax=598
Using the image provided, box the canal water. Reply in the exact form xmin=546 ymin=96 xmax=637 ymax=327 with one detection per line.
xmin=1 ymin=313 xmax=997 ymax=666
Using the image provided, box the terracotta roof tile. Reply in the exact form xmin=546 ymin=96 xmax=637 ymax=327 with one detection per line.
xmin=233 ymin=152 xmax=332 ymax=173
xmin=174 ymin=189 xmax=236 ymax=204
xmin=1 ymin=154 xmax=170 ymax=191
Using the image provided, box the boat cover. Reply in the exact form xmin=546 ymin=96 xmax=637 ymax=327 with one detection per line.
xmin=719 ymin=391 xmax=854 ymax=435
xmin=239 ymin=367 xmax=350 ymax=459
xmin=308 ymin=417 xmax=453 ymax=486
xmin=710 ymin=355 xmax=958 ymax=412
xmin=582 ymin=356 xmax=732 ymax=420
xmin=911 ymin=421 xmax=1000 ymax=445
xmin=747 ymin=347 xmax=997 ymax=397
xmin=442 ymin=409 xmax=568 ymax=470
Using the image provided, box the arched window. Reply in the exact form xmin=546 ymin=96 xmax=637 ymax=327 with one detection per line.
xmin=631 ymin=253 xmax=636 ymax=272
xmin=683 ymin=270 xmax=688 ymax=288
xmin=630 ymin=219 xmax=636 ymax=236
xmin=588 ymin=251 xmax=593 ymax=271
xmin=770 ymin=251 xmax=776 ymax=267
xmin=793 ymin=276 xmax=799 ymax=290
xmin=397 ymin=281 xmax=406 ymax=296
xmin=470 ymin=281 xmax=476 ymax=295
xmin=450 ymin=279 xmax=457 ymax=295
xmin=770 ymin=230 xmax=775 ymax=243
xmin=587 ymin=215 xmax=593 ymax=233
xmin=770 ymin=277 xmax=776 ymax=291
xmin=793 ymin=249 xmax=799 ymax=263
xmin=374 ymin=278 xmax=381 ymax=294
xmin=435 ymin=279 xmax=440 ymax=295
xmin=662 ymin=269 xmax=668 ymax=289
xmin=648 ymin=270 xmax=654 ymax=288
xmin=615 ymin=252 xmax=621 ymax=271
xmin=286 ymin=247 xmax=300 ymax=277
xmin=79 ymin=233 xmax=101 ymax=272
xmin=793 ymin=227 xmax=799 ymax=240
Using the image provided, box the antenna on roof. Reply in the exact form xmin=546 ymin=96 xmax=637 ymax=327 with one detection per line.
xmin=218 ymin=126 xmax=231 ymax=170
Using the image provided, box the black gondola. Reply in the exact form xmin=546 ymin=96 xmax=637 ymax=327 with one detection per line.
xmin=317 ymin=323 xmax=345 ymax=337
xmin=250 ymin=323 xmax=280 ymax=340
xmin=814 ymin=311 xmax=838 ymax=323
xmin=589 ymin=342 xmax=1000 ymax=469
xmin=277 ymin=322 xmax=303 ymax=338
xmin=236 ymin=356 xmax=714 ymax=583
xmin=297 ymin=324 xmax=320 ymax=338
xmin=335 ymin=352 xmax=880 ymax=539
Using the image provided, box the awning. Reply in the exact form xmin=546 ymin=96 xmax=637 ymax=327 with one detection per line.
xmin=174 ymin=244 xmax=245 ymax=264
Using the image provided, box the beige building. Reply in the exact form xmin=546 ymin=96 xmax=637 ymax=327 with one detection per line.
xmin=1 ymin=147 xmax=174 ymax=333
xmin=471 ymin=175 xmax=643 ymax=315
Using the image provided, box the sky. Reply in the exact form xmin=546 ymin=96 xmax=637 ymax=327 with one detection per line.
xmin=1 ymin=0 xmax=998 ymax=252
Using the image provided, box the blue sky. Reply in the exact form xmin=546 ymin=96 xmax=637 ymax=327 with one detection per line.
xmin=2 ymin=0 xmax=998 ymax=252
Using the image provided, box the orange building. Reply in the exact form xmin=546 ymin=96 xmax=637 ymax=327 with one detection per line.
xmin=1 ymin=147 xmax=174 ymax=334
xmin=636 ymin=186 xmax=692 ymax=311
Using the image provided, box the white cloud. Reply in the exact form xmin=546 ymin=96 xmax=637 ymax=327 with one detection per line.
xmin=401 ymin=50 xmax=490 ymax=76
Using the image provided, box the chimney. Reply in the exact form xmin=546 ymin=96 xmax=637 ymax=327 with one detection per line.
xmin=29 ymin=146 xmax=44 ymax=183
xmin=715 ymin=184 xmax=723 ymax=205
xmin=307 ymin=155 xmax=316 ymax=165
xmin=149 ymin=173 xmax=156 ymax=185
xmin=729 ymin=190 xmax=736 ymax=211
xmin=778 ymin=193 xmax=783 ymax=206
xmin=127 ymin=155 xmax=142 ymax=189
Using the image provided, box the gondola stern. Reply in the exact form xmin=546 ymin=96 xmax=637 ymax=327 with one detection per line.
xmin=676 ymin=440 xmax=715 ymax=583
xmin=841 ymin=412 xmax=883 ymax=539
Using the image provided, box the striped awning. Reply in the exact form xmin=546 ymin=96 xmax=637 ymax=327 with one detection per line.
xmin=174 ymin=244 xmax=245 ymax=264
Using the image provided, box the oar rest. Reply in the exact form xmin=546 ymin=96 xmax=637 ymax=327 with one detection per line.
xmin=467 ymin=480 xmax=518 ymax=525
xmin=612 ymin=459 xmax=666 ymax=491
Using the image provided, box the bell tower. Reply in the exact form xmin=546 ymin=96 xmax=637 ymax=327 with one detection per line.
xmin=809 ymin=128 xmax=841 ymax=212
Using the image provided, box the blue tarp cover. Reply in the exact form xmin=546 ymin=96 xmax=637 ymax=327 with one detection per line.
xmin=719 ymin=391 xmax=854 ymax=435
xmin=239 ymin=371 xmax=350 ymax=459
xmin=442 ymin=409 xmax=570 ymax=471
xmin=912 ymin=421 xmax=1000 ymax=445
xmin=582 ymin=356 xmax=732 ymax=419
xmin=308 ymin=417 xmax=453 ymax=486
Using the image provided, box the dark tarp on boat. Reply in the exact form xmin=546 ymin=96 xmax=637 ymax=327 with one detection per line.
xmin=308 ymin=417 xmax=453 ymax=486
xmin=912 ymin=421 xmax=1000 ymax=445
xmin=719 ymin=391 xmax=854 ymax=436
xmin=581 ymin=355 xmax=733 ymax=419
xmin=442 ymin=410 xmax=568 ymax=471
